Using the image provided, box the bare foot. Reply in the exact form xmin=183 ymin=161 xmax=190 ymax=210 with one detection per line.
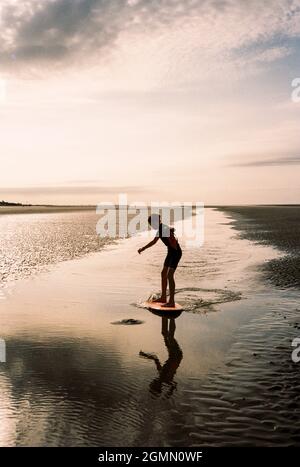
xmin=161 ymin=302 xmax=175 ymax=308
xmin=152 ymin=297 xmax=167 ymax=303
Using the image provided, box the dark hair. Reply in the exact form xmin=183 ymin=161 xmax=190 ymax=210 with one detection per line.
xmin=148 ymin=214 xmax=161 ymax=225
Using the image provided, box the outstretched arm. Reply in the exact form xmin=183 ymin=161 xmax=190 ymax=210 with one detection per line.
xmin=139 ymin=351 xmax=162 ymax=371
xmin=138 ymin=235 xmax=159 ymax=254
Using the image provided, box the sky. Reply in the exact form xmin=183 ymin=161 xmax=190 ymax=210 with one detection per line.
xmin=0 ymin=0 xmax=300 ymax=205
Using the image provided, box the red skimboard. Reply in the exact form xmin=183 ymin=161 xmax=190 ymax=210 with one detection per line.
xmin=143 ymin=301 xmax=183 ymax=312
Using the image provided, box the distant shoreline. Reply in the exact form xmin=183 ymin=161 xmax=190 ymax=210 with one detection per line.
xmin=0 ymin=205 xmax=96 ymax=215
xmin=1 ymin=203 xmax=300 ymax=216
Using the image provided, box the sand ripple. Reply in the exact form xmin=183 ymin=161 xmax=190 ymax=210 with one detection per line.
xmin=178 ymin=297 xmax=300 ymax=446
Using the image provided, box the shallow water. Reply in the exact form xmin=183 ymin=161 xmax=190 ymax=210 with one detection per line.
xmin=0 ymin=208 xmax=299 ymax=446
xmin=0 ymin=210 xmax=112 ymax=287
xmin=221 ymin=205 xmax=300 ymax=289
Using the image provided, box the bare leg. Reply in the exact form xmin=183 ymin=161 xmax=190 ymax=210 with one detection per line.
xmin=161 ymin=316 xmax=168 ymax=335
xmin=162 ymin=268 xmax=176 ymax=307
xmin=152 ymin=266 xmax=168 ymax=302
xmin=169 ymin=317 xmax=176 ymax=336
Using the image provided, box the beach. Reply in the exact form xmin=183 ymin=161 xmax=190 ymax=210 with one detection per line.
xmin=221 ymin=205 xmax=300 ymax=288
xmin=0 ymin=205 xmax=96 ymax=216
xmin=0 ymin=207 xmax=300 ymax=446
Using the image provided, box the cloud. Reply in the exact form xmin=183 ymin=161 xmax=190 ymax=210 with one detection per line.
xmin=0 ymin=0 xmax=124 ymax=66
xmin=228 ymin=155 xmax=300 ymax=167
xmin=0 ymin=0 xmax=299 ymax=78
xmin=0 ymin=0 xmax=204 ymax=67
xmin=254 ymin=46 xmax=292 ymax=63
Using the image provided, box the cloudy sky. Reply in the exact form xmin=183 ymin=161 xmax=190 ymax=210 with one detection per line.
xmin=1 ymin=0 xmax=300 ymax=205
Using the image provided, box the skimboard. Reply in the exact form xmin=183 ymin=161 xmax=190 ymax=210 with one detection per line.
xmin=143 ymin=301 xmax=183 ymax=312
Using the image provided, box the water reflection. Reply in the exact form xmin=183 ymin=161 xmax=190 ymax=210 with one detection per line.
xmin=139 ymin=312 xmax=183 ymax=398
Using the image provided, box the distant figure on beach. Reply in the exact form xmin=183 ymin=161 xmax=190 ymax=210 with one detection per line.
xmin=138 ymin=214 xmax=182 ymax=308
xmin=140 ymin=316 xmax=183 ymax=398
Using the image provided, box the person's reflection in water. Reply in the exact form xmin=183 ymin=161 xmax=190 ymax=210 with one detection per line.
xmin=140 ymin=313 xmax=183 ymax=398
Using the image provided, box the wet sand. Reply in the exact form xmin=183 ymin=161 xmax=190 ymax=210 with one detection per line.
xmin=220 ymin=205 xmax=300 ymax=288
xmin=0 ymin=208 xmax=300 ymax=446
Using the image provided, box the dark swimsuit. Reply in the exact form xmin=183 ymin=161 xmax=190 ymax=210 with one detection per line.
xmin=157 ymin=223 xmax=182 ymax=270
